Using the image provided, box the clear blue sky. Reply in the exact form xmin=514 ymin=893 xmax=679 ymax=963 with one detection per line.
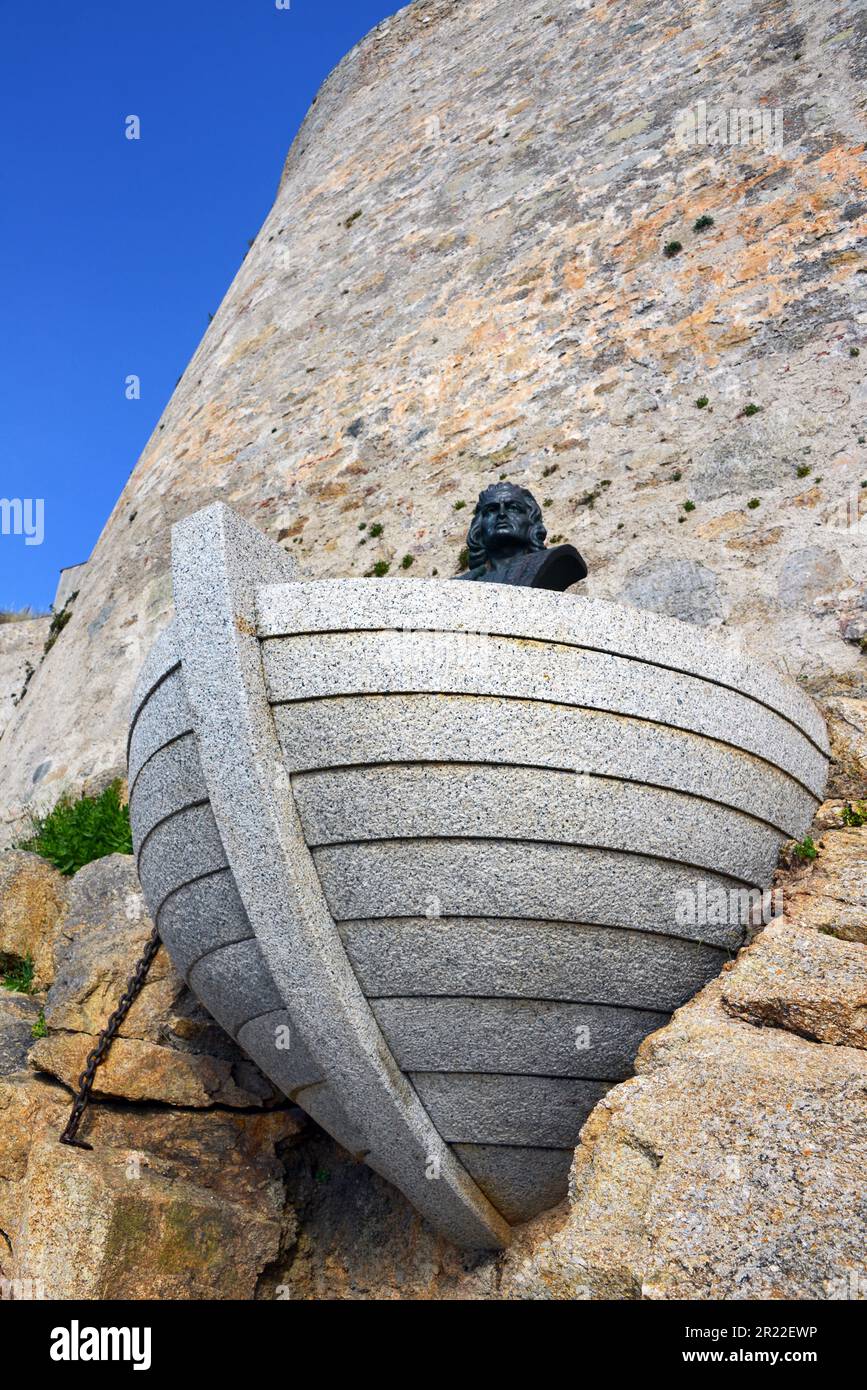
xmin=0 ymin=0 xmax=400 ymax=612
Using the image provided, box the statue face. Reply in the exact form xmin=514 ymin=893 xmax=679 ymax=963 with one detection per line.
xmin=476 ymin=485 xmax=534 ymax=555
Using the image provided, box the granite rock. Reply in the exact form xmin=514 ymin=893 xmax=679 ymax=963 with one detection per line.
xmin=780 ymin=825 xmax=867 ymax=946
xmin=822 ymin=697 xmax=867 ymax=800
xmin=494 ymin=977 xmax=867 ymax=1300
xmin=31 ymin=853 xmax=281 ymax=1109
xmin=721 ymin=920 xmax=867 ymax=1049
xmin=0 ymin=993 xmax=44 ymax=1078
xmin=0 ymin=1074 xmax=304 ymax=1300
xmin=263 ymin=1129 xmax=502 ymax=1301
xmin=0 ymin=849 xmax=68 ymax=990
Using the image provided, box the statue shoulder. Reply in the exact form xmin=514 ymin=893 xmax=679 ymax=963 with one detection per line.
xmin=502 ymin=545 xmax=588 ymax=591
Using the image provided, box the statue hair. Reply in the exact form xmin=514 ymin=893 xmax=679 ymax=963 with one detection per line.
xmin=466 ymin=484 xmax=547 ymax=569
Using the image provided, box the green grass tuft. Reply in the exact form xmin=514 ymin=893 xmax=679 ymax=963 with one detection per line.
xmin=0 ymin=953 xmax=35 ymax=994
xmin=43 ymin=608 xmax=72 ymax=655
xmin=17 ymin=780 xmax=132 ymax=877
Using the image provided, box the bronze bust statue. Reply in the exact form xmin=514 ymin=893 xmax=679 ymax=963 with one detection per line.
xmin=456 ymin=482 xmax=587 ymax=591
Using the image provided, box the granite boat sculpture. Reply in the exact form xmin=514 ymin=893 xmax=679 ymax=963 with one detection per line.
xmin=129 ymin=504 xmax=829 ymax=1248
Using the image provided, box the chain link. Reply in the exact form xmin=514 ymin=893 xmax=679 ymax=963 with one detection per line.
xmin=58 ymin=926 xmax=162 ymax=1150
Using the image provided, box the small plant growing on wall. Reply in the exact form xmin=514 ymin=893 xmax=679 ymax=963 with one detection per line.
xmin=16 ymin=780 xmax=132 ymax=877
xmin=43 ymin=607 xmax=72 ymax=655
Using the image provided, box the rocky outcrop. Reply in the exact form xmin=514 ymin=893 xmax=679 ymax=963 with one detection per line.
xmin=495 ymin=973 xmax=865 ymax=1301
xmin=0 ymin=853 xmax=304 ymax=1299
xmin=0 ymin=994 xmax=43 ymax=1077
xmin=1 ymin=0 xmax=865 ymax=841
xmin=0 ymin=850 xmax=68 ymax=990
xmin=722 ymin=920 xmax=867 ymax=1047
xmin=822 ymin=697 xmax=867 ymax=799
xmin=0 ymin=1075 xmax=303 ymax=1300
xmin=779 ymin=825 xmax=867 ymax=946
xmin=30 ymin=854 xmax=281 ymax=1109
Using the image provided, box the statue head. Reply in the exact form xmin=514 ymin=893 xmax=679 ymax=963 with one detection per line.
xmin=466 ymin=483 xmax=547 ymax=569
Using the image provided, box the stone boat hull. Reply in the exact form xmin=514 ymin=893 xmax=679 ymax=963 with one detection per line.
xmin=129 ymin=505 xmax=828 ymax=1247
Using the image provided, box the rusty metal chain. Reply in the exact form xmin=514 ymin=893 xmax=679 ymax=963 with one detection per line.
xmin=59 ymin=926 xmax=161 ymax=1150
